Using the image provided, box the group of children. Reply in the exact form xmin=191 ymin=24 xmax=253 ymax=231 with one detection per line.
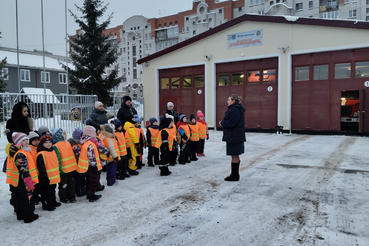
xmin=4 ymin=110 xmax=208 ymax=223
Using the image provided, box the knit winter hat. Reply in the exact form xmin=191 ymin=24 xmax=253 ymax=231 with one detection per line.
xmin=159 ymin=118 xmax=172 ymax=130
xmin=28 ymin=131 xmax=40 ymax=142
xmin=123 ymin=95 xmax=132 ymax=103
xmin=179 ymin=113 xmax=186 ymax=121
xmin=197 ymin=110 xmax=204 ymax=118
xmin=149 ymin=117 xmax=157 ymax=125
xmin=104 ymin=123 xmax=115 ymax=134
xmin=189 ymin=114 xmax=196 ymax=122
xmin=167 ymin=102 xmax=174 ymax=108
xmin=52 ymin=128 xmax=64 ymax=141
xmin=94 ymin=101 xmax=103 ymax=109
xmin=110 ymin=119 xmax=122 ymax=130
xmin=39 ymin=134 xmax=53 ymax=146
xmin=38 ymin=125 xmax=50 ymax=136
xmin=134 ymin=114 xmax=141 ymax=123
xmin=83 ymin=125 xmax=96 ymax=138
xmin=72 ymin=128 xmax=83 ymax=140
xmin=12 ymin=132 xmax=28 ymax=145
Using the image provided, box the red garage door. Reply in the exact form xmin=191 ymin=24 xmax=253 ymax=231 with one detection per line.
xmin=216 ymin=58 xmax=278 ymax=130
xmin=159 ymin=65 xmax=205 ymax=118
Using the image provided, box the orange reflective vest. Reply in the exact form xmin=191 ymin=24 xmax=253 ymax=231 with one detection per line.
xmin=178 ymin=124 xmax=191 ymax=143
xmin=53 ymin=141 xmax=77 ymax=173
xmin=5 ymin=155 xmax=18 ymax=187
xmin=115 ymin=131 xmax=127 ymax=156
xmin=158 ymin=129 xmax=174 ymax=151
xmin=78 ymin=140 xmax=102 ymax=173
xmin=29 ymin=145 xmax=38 ymax=162
xmin=37 ymin=150 xmax=61 ymax=185
xmin=189 ymin=123 xmax=199 ymax=141
xmin=19 ymin=149 xmax=39 ymax=184
xmin=169 ymin=124 xmax=178 ymax=141
xmin=198 ymin=121 xmax=207 ymax=139
xmin=103 ymin=137 xmax=121 ymax=162
xmin=148 ymin=127 xmax=160 ymax=149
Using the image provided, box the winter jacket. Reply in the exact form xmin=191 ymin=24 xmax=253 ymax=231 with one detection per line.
xmin=89 ymin=108 xmax=108 ymax=126
xmin=162 ymin=108 xmax=179 ymax=125
xmin=221 ymin=103 xmax=246 ymax=144
xmin=117 ymin=102 xmax=137 ymax=126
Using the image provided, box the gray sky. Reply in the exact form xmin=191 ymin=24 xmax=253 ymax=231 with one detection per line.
xmin=0 ymin=0 xmax=194 ymax=56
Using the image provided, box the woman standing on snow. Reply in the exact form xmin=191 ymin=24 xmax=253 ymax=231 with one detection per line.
xmin=89 ymin=101 xmax=109 ymax=130
xmin=219 ymin=94 xmax=246 ymax=182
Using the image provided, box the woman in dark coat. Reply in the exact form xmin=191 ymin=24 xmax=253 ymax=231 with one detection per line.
xmin=89 ymin=101 xmax=109 ymax=130
xmin=219 ymin=94 xmax=246 ymax=181
xmin=6 ymin=102 xmax=34 ymax=134
xmin=117 ymin=96 xmax=137 ymax=127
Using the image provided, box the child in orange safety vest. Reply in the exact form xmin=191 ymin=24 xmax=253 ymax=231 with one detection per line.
xmin=158 ymin=117 xmax=173 ymax=176
xmin=37 ymin=134 xmax=61 ymax=211
xmin=28 ymin=131 xmax=41 ymax=204
xmin=188 ymin=114 xmax=200 ymax=161
xmin=196 ymin=110 xmax=209 ymax=157
xmin=52 ymin=128 xmax=78 ymax=204
xmin=6 ymin=132 xmax=39 ymax=223
xmin=146 ymin=117 xmax=160 ymax=167
xmin=101 ymin=123 xmax=120 ymax=186
xmin=110 ymin=118 xmax=130 ymax=180
xmin=177 ymin=114 xmax=191 ymax=164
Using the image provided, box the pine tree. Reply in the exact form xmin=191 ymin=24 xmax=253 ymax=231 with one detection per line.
xmin=67 ymin=0 xmax=121 ymax=106
xmin=0 ymin=57 xmax=7 ymax=92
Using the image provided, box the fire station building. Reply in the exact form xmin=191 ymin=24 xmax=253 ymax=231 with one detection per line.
xmin=137 ymin=14 xmax=369 ymax=134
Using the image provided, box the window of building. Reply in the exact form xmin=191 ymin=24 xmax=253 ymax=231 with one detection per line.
xmin=171 ymin=77 xmax=180 ymax=88
xmin=366 ymin=16 xmax=369 ymax=22
xmin=344 ymin=0 xmax=349 ymax=3
xmin=169 ymin=22 xmax=172 ymax=26
xmin=193 ymin=21 xmax=196 ymax=25
xmin=250 ymin=0 xmax=253 ymax=5
xmin=20 ymin=69 xmax=30 ymax=81
xmin=1 ymin=68 xmax=8 ymax=80
xmin=193 ymin=30 xmax=196 ymax=35
xmin=255 ymin=0 xmax=259 ymax=4
xmin=186 ymin=17 xmax=189 ymax=21
xmin=263 ymin=69 xmax=276 ymax=82
xmin=355 ymin=61 xmax=369 ymax=77
xmin=122 ymin=57 xmax=126 ymax=63
xmin=309 ymin=1 xmax=313 ymax=8
xmin=133 ymin=58 xmax=137 ymax=67
xmin=239 ymin=7 xmax=242 ymax=12
xmin=133 ymin=69 xmax=137 ymax=79
xmin=123 ymin=68 xmax=126 ymax=73
xmin=59 ymin=73 xmax=67 ymax=84
xmin=261 ymin=0 xmax=265 ymax=3
xmin=232 ymin=72 xmax=244 ymax=85
xmin=149 ymin=43 xmax=152 ymax=49
xmin=198 ymin=20 xmax=201 ymax=23
xmin=218 ymin=73 xmax=229 ymax=86
xmin=219 ymin=9 xmax=223 ymax=14
xmin=183 ymin=76 xmax=192 ymax=88
xmin=161 ymin=78 xmax=169 ymax=89
xmin=294 ymin=66 xmax=309 ymax=81
xmin=247 ymin=70 xmax=260 ymax=83
xmin=209 ymin=18 xmax=212 ymax=22
xmin=349 ymin=9 xmax=357 ymax=18
xmin=320 ymin=10 xmax=338 ymax=19
xmin=203 ymin=19 xmax=206 ymax=22
xmin=313 ymin=65 xmax=329 ymax=80
xmin=258 ymin=10 xmax=264 ymax=15
xmin=276 ymin=0 xmax=280 ymax=3
xmin=132 ymin=45 xmax=136 ymax=56
xmin=41 ymin=71 xmax=50 ymax=83
xmin=270 ymin=1 xmax=274 ymax=5
xmin=182 ymin=27 xmax=185 ymax=33
xmin=175 ymin=21 xmax=178 ymax=25
xmin=186 ymin=27 xmax=189 ymax=32
xmin=194 ymin=75 xmax=204 ymax=87
xmin=164 ymin=23 xmax=167 ymax=27
xmin=296 ymin=2 xmax=303 ymax=11
xmin=335 ymin=63 xmax=351 ymax=79
xmin=367 ymin=8 xmax=369 ymax=14
xmin=200 ymin=7 xmax=205 ymax=14
xmin=159 ymin=24 xmax=162 ymax=28
xmin=145 ymin=44 xmax=148 ymax=50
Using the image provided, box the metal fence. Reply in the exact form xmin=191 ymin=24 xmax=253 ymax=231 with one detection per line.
xmin=0 ymin=93 xmax=144 ymax=137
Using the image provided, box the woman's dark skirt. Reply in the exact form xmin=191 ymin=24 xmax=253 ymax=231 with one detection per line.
xmin=226 ymin=142 xmax=244 ymax=156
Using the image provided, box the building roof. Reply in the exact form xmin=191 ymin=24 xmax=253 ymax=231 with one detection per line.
xmin=0 ymin=50 xmax=65 ymax=71
xmin=137 ymin=14 xmax=369 ymax=64
xmin=19 ymin=87 xmax=61 ymax=104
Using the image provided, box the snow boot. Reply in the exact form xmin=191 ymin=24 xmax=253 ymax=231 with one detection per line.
xmin=159 ymin=165 xmax=172 ymax=176
xmin=87 ymin=193 xmax=102 ymax=202
xmin=224 ymin=162 xmax=240 ymax=181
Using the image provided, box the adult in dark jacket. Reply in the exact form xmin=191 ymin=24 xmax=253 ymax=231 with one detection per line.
xmin=162 ymin=102 xmax=179 ymax=124
xmin=219 ymin=94 xmax=246 ymax=182
xmin=6 ymin=102 xmax=34 ymax=134
xmin=89 ymin=101 xmax=109 ymax=130
xmin=117 ymin=96 xmax=137 ymax=127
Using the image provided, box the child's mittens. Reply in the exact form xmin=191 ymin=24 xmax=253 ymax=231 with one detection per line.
xmin=206 ymin=134 xmax=209 ymax=140
xmin=113 ymin=157 xmax=119 ymax=163
xmin=23 ymin=177 xmax=36 ymax=191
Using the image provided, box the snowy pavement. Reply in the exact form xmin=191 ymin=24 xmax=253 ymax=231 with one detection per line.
xmin=0 ymin=131 xmax=368 ymax=246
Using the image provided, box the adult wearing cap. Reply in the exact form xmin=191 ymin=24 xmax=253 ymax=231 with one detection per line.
xmin=162 ymin=102 xmax=179 ymax=125
xmin=117 ymin=95 xmax=137 ymax=127
xmin=90 ymin=101 xmax=109 ymax=130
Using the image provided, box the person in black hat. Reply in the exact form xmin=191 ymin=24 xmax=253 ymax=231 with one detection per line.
xmin=117 ymin=95 xmax=138 ymax=127
xmin=158 ymin=118 xmax=173 ymax=176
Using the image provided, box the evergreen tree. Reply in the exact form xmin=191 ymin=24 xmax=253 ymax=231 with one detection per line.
xmin=67 ymin=0 xmax=121 ymax=106
xmin=0 ymin=57 xmax=7 ymax=92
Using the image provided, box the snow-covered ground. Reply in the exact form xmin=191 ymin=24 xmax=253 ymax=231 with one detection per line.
xmin=1 ymin=131 xmax=369 ymax=246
